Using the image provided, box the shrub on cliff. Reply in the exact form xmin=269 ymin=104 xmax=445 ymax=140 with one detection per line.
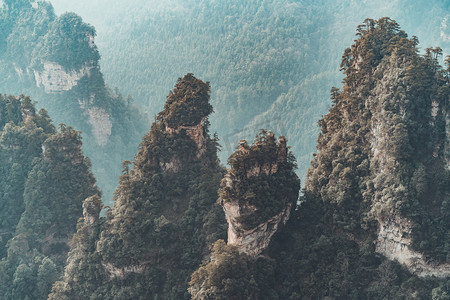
xmin=219 ymin=130 xmax=300 ymax=229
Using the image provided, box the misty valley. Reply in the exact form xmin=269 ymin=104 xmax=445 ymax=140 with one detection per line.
xmin=0 ymin=0 xmax=449 ymax=299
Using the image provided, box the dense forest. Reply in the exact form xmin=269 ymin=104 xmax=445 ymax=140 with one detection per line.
xmin=0 ymin=0 xmax=449 ymax=299
xmin=0 ymin=0 xmax=148 ymax=204
xmin=50 ymin=0 xmax=450 ymax=178
xmin=188 ymin=18 xmax=450 ymax=299
xmin=0 ymin=95 xmax=99 ymax=299
xmin=48 ymin=74 xmax=227 ymax=299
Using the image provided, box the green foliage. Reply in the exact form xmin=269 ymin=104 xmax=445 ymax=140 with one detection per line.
xmin=0 ymin=94 xmax=55 ymax=259
xmin=37 ymin=257 xmax=59 ymax=298
xmin=15 ymin=124 xmax=99 ymax=249
xmin=219 ymin=130 xmax=300 ymax=229
xmin=0 ymin=97 xmax=99 ymax=299
xmin=189 ymin=240 xmax=258 ymax=300
xmin=0 ymin=0 xmax=148 ymax=205
xmin=32 ymin=12 xmax=98 ymax=71
xmin=50 ymin=75 xmax=226 ymax=300
xmin=3 ymin=1 xmax=55 ymax=67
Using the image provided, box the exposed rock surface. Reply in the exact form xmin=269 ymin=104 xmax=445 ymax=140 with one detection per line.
xmin=246 ymin=162 xmax=279 ymax=178
xmin=224 ymin=201 xmax=292 ymax=256
xmin=78 ymin=95 xmax=112 ymax=146
xmin=102 ymin=262 xmax=147 ymax=279
xmin=87 ymin=107 xmax=112 ymax=146
xmin=376 ymin=215 xmax=450 ymax=278
xmin=166 ymin=117 xmax=207 ymax=158
xmin=159 ymin=157 xmax=182 ymax=173
xmin=368 ymin=59 xmax=450 ymax=276
xmin=34 ymin=62 xmax=92 ymax=93
xmin=220 ymin=132 xmax=299 ymax=256
xmin=82 ymin=195 xmax=102 ymax=225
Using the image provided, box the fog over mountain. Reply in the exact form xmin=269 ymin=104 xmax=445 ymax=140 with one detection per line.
xmin=51 ymin=0 xmax=449 ymax=177
xmin=0 ymin=1 xmax=449 ymax=299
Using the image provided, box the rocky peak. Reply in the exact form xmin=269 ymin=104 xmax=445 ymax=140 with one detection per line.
xmin=305 ymin=18 xmax=450 ymax=277
xmin=219 ymin=131 xmax=300 ymax=256
xmin=160 ymin=74 xmax=212 ymax=159
xmin=135 ymin=74 xmax=213 ymax=176
xmin=158 ymin=73 xmax=213 ymax=129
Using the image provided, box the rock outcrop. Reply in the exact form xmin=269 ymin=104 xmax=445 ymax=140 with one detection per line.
xmin=305 ymin=18 xmax=450 ymax=282
xmin=223 ymin=201 xmax=293 ymax=256
xmin=34 ymin=62 xmax=92 ymax=93
xmin=102 ymin=262 xmax=147 ymax=279
xmin=78 ymin=96 xmax=113 ymax=147
xmin=87 ymin=107 xmax=112 ymax=146
xmin=219 ymin=131 xmax=299 ymax=256
xmin=165 ymin=117 xmax=207 ymax=158
xmin=82 ymin=195 xmax=102 ymax=226
xmin=376 ymin=215 xmax=450 ymax=278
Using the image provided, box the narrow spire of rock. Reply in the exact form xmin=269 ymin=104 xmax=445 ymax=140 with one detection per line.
xmin=219 ymin=130 xmax=300 ymax=256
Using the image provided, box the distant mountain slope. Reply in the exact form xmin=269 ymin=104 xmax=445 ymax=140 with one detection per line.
xmin=0 ymin=0 xmax=148 ymax=203
xmin=189 ymin=18 xmax=450 ymax=299
xmin=50 ymin=0 xmax=449 ymax=178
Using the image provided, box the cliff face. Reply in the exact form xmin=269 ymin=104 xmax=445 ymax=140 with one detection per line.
xmin=376 ymin=215 xmax=450 ymax=278
xmin=34 ymin=62 xmax=92 ymax=93
xmin=86 ymin=107 xmax=112 ymax=146
xmin=222 ymin=200 xmax=293 ymax=256
xmin=219 ymin=133 xmax=300 ymax=256
xmin=305 ymin=18 xmax=450 ymax=278
xmin=366 ymin=54 xmax=450 ymax=275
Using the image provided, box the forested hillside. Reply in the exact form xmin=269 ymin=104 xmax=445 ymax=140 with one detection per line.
xmin=0 ymin=95 xmax=99 ymax=299
xmin=188 ymin=18 xmax=450 ymax=299
xmin=51 ymin=0 xmax=450 ymax=178
xmin=50 ymin=19 xmax=450 ymax=298
xmin=50 ymin=74 xmax=227 ymax=299
xmin=0 ymin=0 xmax=449 ymax=299
xmin=0 ymin=0 xmax=148 ymax=203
